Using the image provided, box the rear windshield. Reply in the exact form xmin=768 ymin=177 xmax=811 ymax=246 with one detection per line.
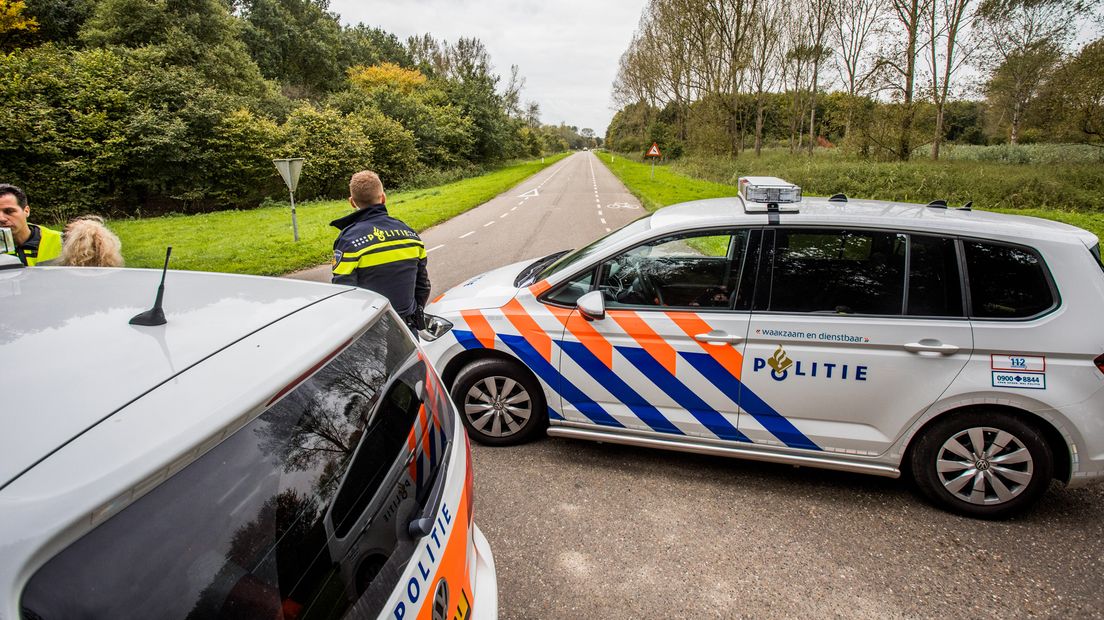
xmin=22 ymin=312 xmax=452 ymax=620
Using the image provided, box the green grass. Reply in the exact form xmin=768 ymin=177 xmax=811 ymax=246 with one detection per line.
xmin=598 ymin=151 xmax=1104 ymax=241
xmin=110 ymin=153 xmax=570 ymax=274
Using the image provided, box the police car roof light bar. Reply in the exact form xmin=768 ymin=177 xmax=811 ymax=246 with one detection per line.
xmin=738 ymin=176 xmax=801 ymax=214
xmin=129 ymin=246 xmax=172 ymax=327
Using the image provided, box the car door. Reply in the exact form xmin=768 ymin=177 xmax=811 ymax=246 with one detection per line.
xmin=740 ymin=228 xmax=973 ymax=455
xmin=546 ymin=228 xmax=760 ymax=443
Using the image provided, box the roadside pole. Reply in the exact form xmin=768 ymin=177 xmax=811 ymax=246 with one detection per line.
xmin=273 ymin=158 xmax=305 ymax=242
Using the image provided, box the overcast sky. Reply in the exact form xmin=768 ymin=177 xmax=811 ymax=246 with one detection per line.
xmin=328 ymin=0 xmax=647 ymax=135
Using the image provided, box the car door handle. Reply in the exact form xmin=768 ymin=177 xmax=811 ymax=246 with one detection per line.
xmin=904 ymin=341 xmax=960 ymax=355
xmin=695 ymin=330 xmax=745 ymax=345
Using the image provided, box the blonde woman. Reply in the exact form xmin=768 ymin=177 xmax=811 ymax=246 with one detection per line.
xmin=59 ymin=215 xmax=124 ymax=267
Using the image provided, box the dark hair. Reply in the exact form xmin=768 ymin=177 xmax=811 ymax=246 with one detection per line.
xmin=0 ymin=184 xmax=28 ymax=209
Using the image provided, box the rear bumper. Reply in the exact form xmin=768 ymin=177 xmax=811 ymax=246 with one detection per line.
xmin=470 ymin=522 xmax=498 ymax=620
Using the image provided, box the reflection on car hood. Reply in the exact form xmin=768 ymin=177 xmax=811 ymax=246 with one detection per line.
xmin=0 ymin=267 xmax=351 ymax=490
xmin=426 ymin=259 xmax=531 ymax=314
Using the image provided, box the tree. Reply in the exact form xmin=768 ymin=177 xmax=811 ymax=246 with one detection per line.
xmin=0 ymin=0 xmax=38 ymax=49
xmin=831 ymin=0 xmax=885 ymax=140
xmin=81 ymin=0 xmax=272 ymax=98
xmin=749 ymin=0 xmax=784 ymax=155
xmin=885 ymin=0 xmax=933 ymax=160
xmin=976 ymin=0 xmax=1090 ymax=144
xmin=1048 ymin=38 xmax=1104 ymax=144
xmin=925 ymin=0 xmax=976 ymax=159
xmin=236 ymin=0 xmax=345 ymax=97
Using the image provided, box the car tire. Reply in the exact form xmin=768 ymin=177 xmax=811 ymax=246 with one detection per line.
xmin=450 ymin=358 xmax=547 ymax=446
xmin=910 ymin=410 xmax=1053 ymax=519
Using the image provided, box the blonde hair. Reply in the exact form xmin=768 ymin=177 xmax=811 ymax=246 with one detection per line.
xmin=60 ymin=216 xmax=124 ymax=267
xmin=349 ymin=170 xmax=384 ymax=208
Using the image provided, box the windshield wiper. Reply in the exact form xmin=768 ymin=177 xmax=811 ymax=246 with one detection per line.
xmin=515 ymin=250 xmax=571 ymax=287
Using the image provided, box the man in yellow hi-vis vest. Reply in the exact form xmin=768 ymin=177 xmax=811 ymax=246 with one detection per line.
xmin=0 ymin=184 xmax=61 ymax=266
xmin=331 ymin=171 xmax=431 ymax=332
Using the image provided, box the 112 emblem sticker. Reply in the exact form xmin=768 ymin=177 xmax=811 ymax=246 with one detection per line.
xmin=991 ymin=354 xmax=1046 ymax=390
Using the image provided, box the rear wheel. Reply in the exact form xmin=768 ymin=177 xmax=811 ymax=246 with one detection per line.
xmin=450 ymin=358 xmax=547 ymax=446
xmin=910 ymin=410 xmax=1053 ymax=519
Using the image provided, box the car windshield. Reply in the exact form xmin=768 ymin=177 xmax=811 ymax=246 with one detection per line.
xmin=533 ymin=215 xmax=652 ymax=283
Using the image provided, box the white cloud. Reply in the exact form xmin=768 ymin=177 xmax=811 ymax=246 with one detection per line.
xmin=329 ymin=0 xmax=646 ymax=135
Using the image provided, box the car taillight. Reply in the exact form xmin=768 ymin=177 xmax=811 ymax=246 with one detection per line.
xmin=1096 ymin=353 xmax=1104 ymax=376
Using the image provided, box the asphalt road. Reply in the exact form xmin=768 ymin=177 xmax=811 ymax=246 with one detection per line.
xmin=293 ymin=151 xmax=1104 ymax=619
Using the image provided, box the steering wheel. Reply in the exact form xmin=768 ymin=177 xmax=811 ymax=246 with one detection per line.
xmin=634 ymin=271 xmax=665 ymax=306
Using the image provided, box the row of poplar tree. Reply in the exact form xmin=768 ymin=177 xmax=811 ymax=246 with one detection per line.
xmin=0 ymin=0 xmax=587 ymax=221
xmin=605 ymin=0 xmax=1102 ymax=160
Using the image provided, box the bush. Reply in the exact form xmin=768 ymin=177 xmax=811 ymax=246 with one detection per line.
xmin=352 ymin=109 xmax=420 ymax=187
xmin=279 ymin=104 xmax=373 ymax=199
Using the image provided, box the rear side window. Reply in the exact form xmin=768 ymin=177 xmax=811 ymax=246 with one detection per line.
xmin=964 ymin=241 xmax=1055 ymax=318
xmin=21 ymin=313 xmax=449 ymax=620
xmin=1092 ymin=243 xmax=1103 ymax=275
xmin=760 ymin=229 xmax=906 ymax=315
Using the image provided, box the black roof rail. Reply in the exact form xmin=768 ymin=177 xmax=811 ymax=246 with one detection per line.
xmin=926 ymin=200 xmax=948 ymax=209
xmin=958 ymin=201 xmax=973 ymax=211
xmin=828 ymin=193 xmax=848 ymax=202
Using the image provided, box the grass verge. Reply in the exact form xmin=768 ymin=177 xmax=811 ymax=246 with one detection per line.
xmin=110 ymin=153 xmax=570 ymax=275
xmin=597 ymin=152 xmax=1104 ymax=241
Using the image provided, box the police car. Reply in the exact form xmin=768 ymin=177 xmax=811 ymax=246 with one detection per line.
xmin=0 ymin=264 xmax=496 ymax=619
xmin=419 ymin=177 xmax=1104 ymax=518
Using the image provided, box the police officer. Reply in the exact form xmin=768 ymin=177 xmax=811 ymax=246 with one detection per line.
xmin=331 ymin=170 xmax=431 ymax=332
xmin=0 ymin=184 xmax=61 ymax=266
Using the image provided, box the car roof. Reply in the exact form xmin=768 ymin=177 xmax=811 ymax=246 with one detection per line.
xmin=648 ymin=196 xmax=1099 ymax=246
xmin=0 ymin=267 xmax=361 ymax=490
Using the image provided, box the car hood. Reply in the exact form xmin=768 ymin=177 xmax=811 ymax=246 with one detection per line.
xmin=426 ymin=259 xmax=533 ymax=314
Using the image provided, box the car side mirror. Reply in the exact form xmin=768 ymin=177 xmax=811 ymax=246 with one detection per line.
xmin=577 ymin=290 xmax=606 ymax=321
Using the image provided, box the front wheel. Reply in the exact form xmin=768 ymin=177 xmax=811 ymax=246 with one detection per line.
xmin=450 ymin=358 xmax=547 ymax=446
xmin=910 ymin=410 xmax=1053 ymax=519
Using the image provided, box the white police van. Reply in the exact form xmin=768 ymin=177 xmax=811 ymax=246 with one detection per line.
xmin=419 ymin=177 xmax=1104 ymax=518
xmin=0 ymin=264 xmax=496 ymax=619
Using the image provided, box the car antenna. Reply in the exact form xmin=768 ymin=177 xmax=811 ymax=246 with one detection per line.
xmin=130 ymin=247 xmax=172 ymax=326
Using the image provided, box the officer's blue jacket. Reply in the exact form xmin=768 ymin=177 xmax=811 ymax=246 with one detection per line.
xmin=331 ymin=204 xmax=430 ymax=319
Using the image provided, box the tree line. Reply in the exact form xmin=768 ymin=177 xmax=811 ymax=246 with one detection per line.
xmin=0 ymin=0 xmax=590 ymax=222
xmin=607 ymin=0 xmax=1102 ymax=160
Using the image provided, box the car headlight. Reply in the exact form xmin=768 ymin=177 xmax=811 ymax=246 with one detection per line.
xmin=419 ymin=313 xmax=453 ymax=342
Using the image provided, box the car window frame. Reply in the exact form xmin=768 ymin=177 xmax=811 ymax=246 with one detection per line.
xmin=753 ymin=225 xmax=992 ymax=321
xmin=958 ymin=235 xmax=1062 ymax=322
xmin=539 ymin=226 xmax=760 ymax=313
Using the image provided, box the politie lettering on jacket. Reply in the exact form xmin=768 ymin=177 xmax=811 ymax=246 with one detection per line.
xmin=392 ymin=503 xmax=453 ymax=619
xmin=752 ymin=344 xmax=868 ymax=382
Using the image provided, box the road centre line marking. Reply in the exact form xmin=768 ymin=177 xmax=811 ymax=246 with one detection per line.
xmin=460 ymin=231 xmax=474 ymax=238
xmin=598 ymin=210 xmax=603 ymax=216
xmin=427 ymin=245 xmax=444 ymax=253
xmin=511 ymin=206 xmax=518 ymax=211
xmin=484 ymin=221 xmax=495 ymax=227
xmin=605 ymin=227 xmax=611 ymax=232
xmin=601 ymin=218 xmax=607 ymax=224
xmin=500 ymin=213 xmax=509 ymax=218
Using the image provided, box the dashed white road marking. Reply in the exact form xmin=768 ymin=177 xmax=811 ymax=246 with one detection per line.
xmin=500 ymin=213 xmax=509 ymax=218
xmin=460 ymin=231 xmax=474 ymax=238
xmin=427 ymin=245 xmax=444 ymax=253
xmin=483 ymin=221 xmax=495 ymax=227
xmin=600 ymin=218 xmax=607 ymax=224
xmin=511 ymin=206 xmax=518 ymax=211
xmin=605 ymin=227 xmax=612 ymax=232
